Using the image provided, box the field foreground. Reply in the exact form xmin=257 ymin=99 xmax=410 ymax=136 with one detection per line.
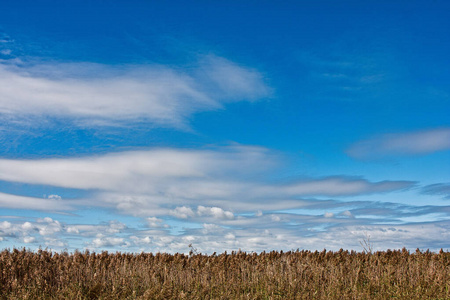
xmin=0 ymin=248 xmax=448 ymax=299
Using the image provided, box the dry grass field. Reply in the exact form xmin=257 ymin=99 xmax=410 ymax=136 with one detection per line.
xmin=0 ymin=247 xmax=448 ymax=299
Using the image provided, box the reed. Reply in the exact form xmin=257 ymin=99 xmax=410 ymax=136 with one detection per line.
xmin=0 ymin=247 xmax=448 ymax=299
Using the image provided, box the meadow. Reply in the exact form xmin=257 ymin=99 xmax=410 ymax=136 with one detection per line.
xmin=0 ymin=247 xmax=448 ymax=299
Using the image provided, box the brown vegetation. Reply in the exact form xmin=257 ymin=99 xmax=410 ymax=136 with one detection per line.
xmin=0 ymin=247 xmax=448 ymax=299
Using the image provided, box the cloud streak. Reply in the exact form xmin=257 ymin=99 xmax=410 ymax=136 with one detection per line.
xmin=0 ymin=146 xmax=274 ymax=191
xmin=421 ymin=183 xmax=450 ymax=200
xmin=0 ymin=192 xmax=72 ymax=211
xmin=347 ymin=128 xmax=450 ymax=159
xmin=0 ymin=146 xmax=416 ymax=217
xmin=0 ymin=55 xmax=270 ymax=129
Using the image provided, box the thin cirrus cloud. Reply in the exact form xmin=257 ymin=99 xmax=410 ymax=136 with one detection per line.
xmin=421 ymin=183 xmax=450 ymax=199
xmin=0 ymin=55 xmax=270 ymax=129
xmin=262 ymin=177 xmax=414 ymax=197
xmin=347 ymin=128 xmax=450 ymax=159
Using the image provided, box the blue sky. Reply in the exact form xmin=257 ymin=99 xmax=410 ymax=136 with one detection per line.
xmin=0 ymin=0 xmax=449 ymax=253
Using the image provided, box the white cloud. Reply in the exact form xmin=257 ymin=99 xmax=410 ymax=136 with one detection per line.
xmin=339 ymin=210 xmax=354 ymax=218
xmin=105 ymin=220 xmax=127 ymax=233
xmin=65 ymin=221 xmax=127 ymax=237
xmin=170 ymin=206 xmax=195 ymax=219
xmin=202 ymin=223 xmax=222 ymax=234
xmin=0 ymin=221 xmax=12 ymax=230
xmin=0 ymin=146 xmax=273 ymax=191
xmin=324 ymin=212 xmax=334 ymax=218
xmin=47 ymin=194 xmax=62 ymax=200
xmin=347 ymin=128 xmax=450 ymax=159
xmin=0 ymin=218 xmax=67 ymax=248
xmin=23 ymin=236 xmax=36 ymax=243
xmin=0 ymin=56 xmax=270 ymax=129
xmin=197 ymin=206 xmax=234 ymax=220
xmin=22 ymin=222 xmax=34 ymax=230
xmin=36 ymin=217 xmax=62 ymax=236
xmin=0 ymin=146 xmax=417 ymax=219
xmin=271 ymin=215 xmax=281 ymax=222
xmin=44 ymin=237 xmax=67 ymax=248
xmin=146 ymin=217 xmax=168 ymax=228
xmin=225 ymin=233 xmax=235 ymax=240
xmin=0 ymin=192 xmax=72 ymax=211
xmin=131 ymin=236 xmax=152 ymax=245
xmin=197 ymin=56 xmax=271 ymax=102
xmin=66 ymin=226 xmax=79 ymax=234
xmin=92 ymin=236 xmax=126 ymax=248
xmin=0 ymin=209 xmax=448 ymax=254
xmin=276 ymin=177 xmax=414 ymax=197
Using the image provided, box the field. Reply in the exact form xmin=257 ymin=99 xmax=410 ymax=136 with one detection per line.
xmin=0 ymin=248 xmax=448 ymax=299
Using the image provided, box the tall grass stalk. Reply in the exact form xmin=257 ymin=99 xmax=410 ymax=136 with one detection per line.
xmin=0 ymin=248 xmax=448 ymax=299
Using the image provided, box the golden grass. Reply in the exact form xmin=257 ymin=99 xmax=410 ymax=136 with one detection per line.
xmin=0 ymin=247 xmax=448 ymax=299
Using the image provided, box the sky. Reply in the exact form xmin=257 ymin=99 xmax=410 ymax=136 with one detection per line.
xmin=0 ymin=0 xmax=449 ymax=254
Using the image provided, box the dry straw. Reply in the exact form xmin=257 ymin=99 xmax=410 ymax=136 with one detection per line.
xmin=0 ymin=247 xmax=448 ymax=299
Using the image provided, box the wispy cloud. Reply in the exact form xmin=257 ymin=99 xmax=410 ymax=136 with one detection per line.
xmin=0 ymin=55 xmax=270 ymax=130
xmin=347 ymin=128 xmax=450 ymax=159
xmin=0 ymin=192 xmax=72 ymax=211
xmin=266 ymin=177 xmax=414 ymax=197
xmin=421 ymin=183 xmax=450 ymax=200
xmin=296 ymin=44 xmax=393 ymax=102
xmin=0 ymin=146 xmax=275 ymax=191
xmin=0 ymin=146 xmax=416 ymax=217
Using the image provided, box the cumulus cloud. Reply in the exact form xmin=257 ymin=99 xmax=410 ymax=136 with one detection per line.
xmin=23 ymin=236 xmax=36 ymax=243
xmin=197 ymin=206 xmax=234 ymax=219
xmin=339 ymin=210 xmax=354 ymax=218
xmin=169 ymin=205 xmax=234 ymax=221
xmin=202 ymin=223 xmax=223 ymax=234
xmin=36 ymin=217 xmax=62 ymax=236
xmin=92 ymin=236 xmax=127 ymax=248
xmin=1 ymin=202 xmax=449 ymax=253
xmin=1 ymin=218 xmax=65 ymax=243
xmin=65 ymin=221 xmax=127 ymax=237
xmin=0 ymin=221 xmax=12 ymax=231
xmin=0 ymin=218 xmax=130 ymax=250
xmin=130 ymin=236 xmax=152 ymax=245
xmin=47 ymin=194 xmax=62 ymax=200
xmin=146 ymin=217 xmax=169 ymax=228
xmin=0 ymin=55 xmax=270 ymax=129
xmin=347 ymin=128 xmax=450 ymax=159
xmin=271 ymin=215 xmax=281 ymax=222
xmin=170 ymin=206 xmax=195 ymax=219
